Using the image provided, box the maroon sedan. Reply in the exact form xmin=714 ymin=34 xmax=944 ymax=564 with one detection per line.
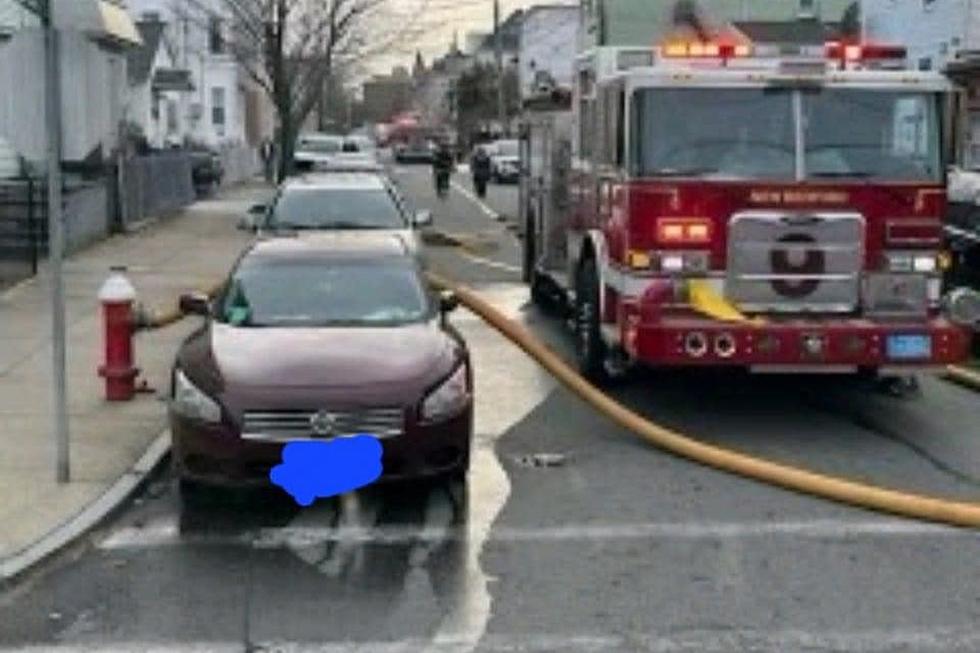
xmin=169 ymin=233 xmax=472 ymax=500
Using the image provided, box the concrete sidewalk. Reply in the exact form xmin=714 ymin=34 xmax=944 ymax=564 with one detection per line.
xmin=0 ymin=181 xmax=269 ymax=578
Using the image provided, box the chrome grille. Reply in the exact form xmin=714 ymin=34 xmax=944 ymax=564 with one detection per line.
xmin=727 ymin=211 xmax=864 ymax=313
xmin=242 ymin=407 xmax=405 ymax=442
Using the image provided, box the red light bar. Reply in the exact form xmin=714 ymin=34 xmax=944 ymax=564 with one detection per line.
xmin=824 ymin=41 xmax=907 ymax=62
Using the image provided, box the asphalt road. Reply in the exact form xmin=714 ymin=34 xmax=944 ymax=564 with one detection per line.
xmin=1 ymin=167 xmax=979 ymax=652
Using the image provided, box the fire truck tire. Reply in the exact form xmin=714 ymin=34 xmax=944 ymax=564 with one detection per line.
xmin=575 ymin=257 xmax=608 ymax=382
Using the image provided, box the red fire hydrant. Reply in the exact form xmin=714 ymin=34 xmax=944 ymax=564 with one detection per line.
xmin=97 ymin=267 xmax=140 ymax=401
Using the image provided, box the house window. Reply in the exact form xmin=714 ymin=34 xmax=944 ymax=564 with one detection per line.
xmin=918 ymin=57 xmax=932 ymax=70
xmin=209 ymin=16 xmax=225 ymax=54
xmin=211 ymin=87 xmax=226 ymax=132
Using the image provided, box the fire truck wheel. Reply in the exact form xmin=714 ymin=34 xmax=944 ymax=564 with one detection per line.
xmin=575 ymin=257 xmax=608 ymax=382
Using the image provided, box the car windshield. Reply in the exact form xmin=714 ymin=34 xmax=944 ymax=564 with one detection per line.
xmin=495 ymin=140 xmax=519 ymax=157
xmin=270 ymin=187 xmax=406 ymax=229
xmin=631 ymin=87 xmax=942 ymax=182
xmin=298 ymin=137 xmax=342 ymax=154
xmin=219 ymin=259 xmax=430 ymax=327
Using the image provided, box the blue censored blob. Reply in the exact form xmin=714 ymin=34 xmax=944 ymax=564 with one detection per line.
xmin=270 ymin=436 xmax=383 ymax=507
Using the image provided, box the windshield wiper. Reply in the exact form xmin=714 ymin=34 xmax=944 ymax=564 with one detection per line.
xmin=808 ymin=171 xmax=875 ymax=179
xmin=645 ymin=167 xmax=719 ymax=178
xmin=272 ymin=222 xmax=386 ymax=231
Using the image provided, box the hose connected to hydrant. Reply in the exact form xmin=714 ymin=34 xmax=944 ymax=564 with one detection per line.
xmin=123 ymin=264 xmax=980 ymax=528
xmin=425 ymin=271 xmax=980 ymax=529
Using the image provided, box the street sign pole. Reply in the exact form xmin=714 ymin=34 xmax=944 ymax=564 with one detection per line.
xmin=44 ymin=0 xmax=70 ymax=483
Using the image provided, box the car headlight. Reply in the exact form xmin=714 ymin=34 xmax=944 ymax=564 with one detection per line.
xmin=172 ymin=369 xmax=222 ymax=423
xmin=420 ymin=364 xmax=470 ymax=423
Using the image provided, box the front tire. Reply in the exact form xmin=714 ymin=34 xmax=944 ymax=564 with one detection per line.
xmin=575 ymin=257 xmax=607 ymax=382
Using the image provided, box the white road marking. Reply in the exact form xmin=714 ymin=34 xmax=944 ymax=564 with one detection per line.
xmin=451 ymin=179 xmax=501 ymax=221
xmin=9 ymin=627 xmax=980 ymax=652
xmin=458 ymin=250 xmax=522 ymax=274
xmin=98 ymin=516 xmax=963 ymax=551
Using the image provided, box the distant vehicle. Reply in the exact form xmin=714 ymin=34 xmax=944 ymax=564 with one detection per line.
xmin=170 ymin=233 xmax=473 ymax=499
xmin=489 ymin=139 xmax=519 ymax=183
xmin=189 ymin=148 xmax=224 ymax=190
xmin=395 ymin=139 xmax=436 ymax=164
xmin=343 ymin=135 xmax=377 ymax=153
xmin=294 ymin=134 xmax=344 ymax=172
xmin=242 ymin=172 xmax=432 ymax=257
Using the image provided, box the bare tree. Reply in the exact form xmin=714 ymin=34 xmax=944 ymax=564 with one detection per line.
xmin=178 ymin=0 xmax=421 ymax=180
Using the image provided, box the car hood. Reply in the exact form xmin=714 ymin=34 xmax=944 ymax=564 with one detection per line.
xmin=208 ymin=321 xmax=457 ymax=392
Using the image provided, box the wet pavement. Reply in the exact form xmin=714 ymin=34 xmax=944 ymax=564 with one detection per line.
xmin=1 ymin=167 xmax=979 ymax=652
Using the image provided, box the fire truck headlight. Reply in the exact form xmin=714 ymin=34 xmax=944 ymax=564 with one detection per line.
xmin=884 ymin=253 xmax=913 ymax=272
xmin=660 ymin=254 xmax=685 ymax=273
xmin=884 ymin=252 xmax=937 ymax=274
xmin=912 ymin=255 xmax=937 ymax=273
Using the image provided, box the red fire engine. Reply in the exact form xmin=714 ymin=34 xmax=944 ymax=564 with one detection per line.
xmin=520 ymin=33 xmax=980 ymax=381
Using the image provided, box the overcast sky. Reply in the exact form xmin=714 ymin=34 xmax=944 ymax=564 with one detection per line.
xmin=367 ymin=0 xmax=554 ymax=76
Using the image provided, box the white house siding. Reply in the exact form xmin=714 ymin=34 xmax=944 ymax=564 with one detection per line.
xmin=519 ymin=6 xmax=579 ymax=102
xmin=864 ymin=0 xmax=967 ymax=72
xmin=865 ymin=0 xmax=980 ymax=165
xmin=0 ymin=31 xmax=46 ymax=162
xmin=59 ymin=30 xmax=128 ymax=161
xmin=127 ymin=0 xmax=257 ymax=148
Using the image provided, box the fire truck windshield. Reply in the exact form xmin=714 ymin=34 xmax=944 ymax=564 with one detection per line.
xmin=631 ymin=88 xmax=795 ymax=179
xmin=803 ymin=90 xmax=941 ymax=182
xmin=630 ymin=88 xmax=942 ymax=182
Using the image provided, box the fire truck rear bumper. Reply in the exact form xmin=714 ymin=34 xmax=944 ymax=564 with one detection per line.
xmin=624 ymin=317 xmax=971 ymax=371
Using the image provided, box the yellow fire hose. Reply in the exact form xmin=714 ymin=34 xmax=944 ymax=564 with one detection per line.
xmin=426 ymin=271 xmax=980 ymax=529
xmin=137 ymin=266 xmax=980 ymax=528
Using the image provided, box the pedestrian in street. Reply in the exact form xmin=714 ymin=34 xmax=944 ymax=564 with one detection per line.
xmin=471 ymin=145 xmax=492 ymax=199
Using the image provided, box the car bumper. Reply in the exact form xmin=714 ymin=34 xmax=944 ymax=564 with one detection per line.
xmin=623 ymin=316 xmax=971 ymax=371
xmin=170 ymin=406 xmax=472 ymax=488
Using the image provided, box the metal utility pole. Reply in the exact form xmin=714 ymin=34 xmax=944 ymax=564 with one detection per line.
xmin=43 ymin=0 xmax=70 ymax=483
xmin=494 ymin=0 xmax=506 ymax=136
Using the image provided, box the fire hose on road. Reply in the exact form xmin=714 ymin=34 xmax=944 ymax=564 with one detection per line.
xmin=425 ymin=270 xmax=980 ymax=529
xmin=132 ymin=267 xmax=980 ymax=528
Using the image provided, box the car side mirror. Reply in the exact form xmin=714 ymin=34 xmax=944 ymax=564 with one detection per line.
xmin=179 ymin=292 xmax=211 ymax=317
xmin=439 ymin=290 xmax=460 ymax=314
xmin=413 ymin=210 xmax=433 ymax=227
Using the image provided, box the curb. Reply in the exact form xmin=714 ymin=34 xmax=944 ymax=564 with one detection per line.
xmin=0 ymin=430 xmax=171 ymax=585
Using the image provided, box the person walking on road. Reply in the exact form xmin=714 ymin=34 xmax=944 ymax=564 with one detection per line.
xmin=471 ymin=145 xmax=492 ymax=199
xmin=432 ymin=140 xmax=455 ymax=200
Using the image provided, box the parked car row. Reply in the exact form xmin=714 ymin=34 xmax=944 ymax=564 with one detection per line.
xmin=170 ymin=164 xmax=472 ymax=503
